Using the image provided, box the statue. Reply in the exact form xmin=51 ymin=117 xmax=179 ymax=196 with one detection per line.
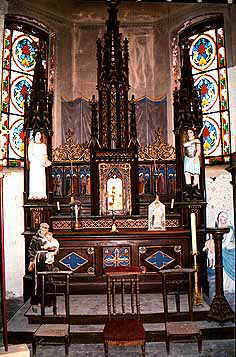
xmin=28 ymin=131 xmax=51 ymax=199
xmin=216 ymin=211 xmax=235 ymax=294
xmin=28 ymin=223 xmax=59 ymax=307
xmin=106 ymin=174 xmax=123 ymax=212
xmin=148 ymin=195 xmax=166 ymax=231
xmin=183 ymin=128 xmax=201 ymax=200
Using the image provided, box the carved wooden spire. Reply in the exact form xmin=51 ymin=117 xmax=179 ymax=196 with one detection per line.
xmin=24 ymin=46 xmax=52 ymax=136
xmin=94 ymin=0 xmax=136 ymax=150
xmin=174 ymin=44 xmax=203 ymax=134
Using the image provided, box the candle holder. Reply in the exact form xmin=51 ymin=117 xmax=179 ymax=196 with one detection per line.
xmin=74 ymin=220 xmax=82 ymax=230
xmin=192 ymin=255 xmax=203 ymax=306
xmin=207 ymin=228 xmax=234 ymax=324
xmin=110 ymin=212 xmax=118 ymax=233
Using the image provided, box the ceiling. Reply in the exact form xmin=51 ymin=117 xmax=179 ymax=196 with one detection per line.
xmin=83 ymin=0 xmax=234 ymax=3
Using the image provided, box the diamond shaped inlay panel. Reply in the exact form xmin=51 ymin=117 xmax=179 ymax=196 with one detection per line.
xmin=59 ymin=252 xmax=88 ymax=271
xmin=103 ymin=247 xmax=130 ymax=268
xmin=145 ymin=250 xmax=174 ymax=270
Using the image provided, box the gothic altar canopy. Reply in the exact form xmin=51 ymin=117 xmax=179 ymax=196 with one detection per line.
xmin=23 ymin=0 xmax=209 ymax=299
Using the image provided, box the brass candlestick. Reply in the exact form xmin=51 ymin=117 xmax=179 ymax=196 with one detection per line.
xmin=110 ymin=211 xmax=118 ymax=232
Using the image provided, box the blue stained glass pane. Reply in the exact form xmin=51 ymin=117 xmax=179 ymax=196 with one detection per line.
xmin=202 ymin=117 xmax=220 ymax=156
xmin=13 ymin=36 xmax=37 ymax=72
xmin=11 ymin=77 xmax=31 ymax=113
xmin=190 ymin=34 xmax=216 ymax=71
xmin=9 ymin=119 xmax=24 ymax=158
xmin=194 ymin=74 xmax=218 ymax=112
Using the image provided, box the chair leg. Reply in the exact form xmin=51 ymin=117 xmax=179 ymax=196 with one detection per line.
xmin=104 ymin=341 xmax=108 ymax=357
xmin=32 ymin=337 xmax=36 ymax=357
xmin=141 ymin=342 xmax=145 ymax=357
xmin=197 ymin=334 xmax=202 ymax=354
xmin=166 ymin=336 xmax=170 ymax=354
xmin=65 ymin=336 xmax=69 ymax=357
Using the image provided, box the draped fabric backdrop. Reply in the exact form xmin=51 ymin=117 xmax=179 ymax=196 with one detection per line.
xmin=61 ymin=96 xmax=167 ymax=146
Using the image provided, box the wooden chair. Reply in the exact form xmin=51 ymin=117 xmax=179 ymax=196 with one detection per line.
xmin=32 ymin=271 xmax=72 ymax=357
xmin=103 ymin=267 xmax=145 ymax=356
xmin=159 ymin=268 xmax=202 ymax=354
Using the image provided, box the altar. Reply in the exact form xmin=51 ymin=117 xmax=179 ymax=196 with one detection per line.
xmin=23 ymin=1 xmax=207 ymax=300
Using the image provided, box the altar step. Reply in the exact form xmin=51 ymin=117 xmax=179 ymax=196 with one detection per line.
xmin=7 ymin=294 xmax=235 ymax=345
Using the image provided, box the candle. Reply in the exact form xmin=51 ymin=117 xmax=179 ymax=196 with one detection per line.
xmin=190 ymin=212 xmax=197 ymax=254
xmin=57 ymin=201 xmax=60 ymax=211
xmin=154 ymin=159 xmax=157 ymax=171
xmin=74 ymin=204 xmax=78 ymax=221
xmin=171 ymin=198 xmax=174 ymax=210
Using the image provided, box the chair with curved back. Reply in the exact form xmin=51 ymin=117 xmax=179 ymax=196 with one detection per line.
xmin=32 ymin=271 xmax=72 ymax=357
xmin=103 ymin=266 xmax=145 ymax=357
xmin=159 ymin=268 xmax=202 ymax=354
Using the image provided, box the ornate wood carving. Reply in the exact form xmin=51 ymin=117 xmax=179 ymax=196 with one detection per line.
xmin=138 ymin=129 xmax=175 ymax=161
xmin=52 ymin=129 xmax=89 ymax=162
xmin=53 ymin=128 xmax=175 ymax=163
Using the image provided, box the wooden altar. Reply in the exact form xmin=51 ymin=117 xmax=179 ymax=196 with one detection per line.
xmin=23 ymin=1 xmax=207 ymax=300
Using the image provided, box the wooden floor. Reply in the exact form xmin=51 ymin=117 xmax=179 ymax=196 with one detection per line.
xmin=7 ymin=294 xmax=235 ymax=345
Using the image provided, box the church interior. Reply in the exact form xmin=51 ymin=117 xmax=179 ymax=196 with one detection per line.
xmin=0 ymin=0 xmax=235 ymax=355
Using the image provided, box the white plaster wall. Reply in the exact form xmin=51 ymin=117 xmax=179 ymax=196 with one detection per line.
xmin=205 ymin=166 xmax=234 ymax=228
xmin=3 ymin=169 xmax=24 ymax=298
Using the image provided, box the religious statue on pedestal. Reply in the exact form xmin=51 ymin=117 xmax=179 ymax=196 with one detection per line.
xmin=28 ymin=131 xmax=51 ymax=199
xmin=183 ymin=128 xmax=201 ymax=200
xmin=148 ymin=195 xmax=166 ymax=231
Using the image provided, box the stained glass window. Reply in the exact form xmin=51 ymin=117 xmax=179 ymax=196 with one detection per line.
xmin=180 ymin=19 xmax=231 ymax=164
xmin=0 ymin=18 xmax=49 ymax=167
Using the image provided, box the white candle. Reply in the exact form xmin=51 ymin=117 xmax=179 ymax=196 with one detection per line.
xmin=75 ymin=204 xmax=78 ymax=221
xmin=190 ymin=212 xmax=197 ymax=254
xmin=57 ymin=201 xmax=60 ymax=211
xmin=171 ymin=198 xmax=174 ymax=210
xmin=154 ymin=159 xmax=157 ymax=171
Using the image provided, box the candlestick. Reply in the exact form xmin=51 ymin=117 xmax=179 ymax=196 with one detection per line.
xmin=190 ymin=212 xmax=197 ymax=254
xmin=171 ymin=198 xmax=174 ymax=210
xmin=74 ymin=204 xmax=78 ymax=222
xmin=57 ymin=201 xmax=60 ymax=211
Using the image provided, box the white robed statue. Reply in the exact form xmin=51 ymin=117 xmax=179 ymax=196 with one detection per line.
xmin=28 ymin=131 xmax=51 ymax=199
xmin=107 ymin=174 xmax=123 ymax=211
xmin=148 ymin=195 xmax=166 ymax=231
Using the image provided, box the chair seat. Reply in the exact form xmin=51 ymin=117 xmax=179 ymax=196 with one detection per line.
xmin=167 ymin=321 xmax=201 ymax=336
xmin=105 ymin=266 xmax=143 ymax=275
xmin=34 ymin=324 xmax=69 ymax=337
xmin=104 ymin=319 xmax=145 ymax=343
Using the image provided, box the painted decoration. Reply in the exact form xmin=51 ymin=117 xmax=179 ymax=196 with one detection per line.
xmin=148 ymin=197 xmax=166 ymax=231
xmin=167 ymin=165 xmax=176 ymax=195
xmin=103 ymin=247 xmax=130 ymax=268
xmin=52 ymin=167 xmax=63 ymax=197
xmin=138 ymin=165 xmax=151 ymax=194
xmin=145 ymin=250 xmax=174 ymax=270
xmin=59 ymin=252 xmax=88 ymax=271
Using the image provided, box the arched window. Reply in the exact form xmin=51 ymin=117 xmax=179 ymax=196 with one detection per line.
xmin=180 ymin=17 xmax=231 ymax=164
xmin=0 ymin=16 xmax=49 ymax=167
